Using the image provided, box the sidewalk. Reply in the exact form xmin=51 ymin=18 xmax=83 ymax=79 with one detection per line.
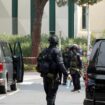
xmin=24 ymin=72 xmax=41 ymax=81
xmin=23 ymin=72 xmax=85 ymax=105
xmin=57 ymin=77 xmax=85 ymax=105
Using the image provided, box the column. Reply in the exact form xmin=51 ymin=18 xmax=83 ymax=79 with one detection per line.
xmin=68 ymin=0 xmax=74 ymax=38
xmin=12 ymin=0 xmax=18 ymax=34
xmin=49 ymin=0 xmax=56 ymax=35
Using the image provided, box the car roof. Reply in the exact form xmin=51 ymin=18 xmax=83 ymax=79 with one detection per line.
xmin=95 ymin=39 xmax=105 ymax=43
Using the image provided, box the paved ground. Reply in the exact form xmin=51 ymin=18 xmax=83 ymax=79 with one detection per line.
xmin=0 ymin=72 xmax=85 ymax=105
xmin=23 ymin=72 xmax=86 ymax=105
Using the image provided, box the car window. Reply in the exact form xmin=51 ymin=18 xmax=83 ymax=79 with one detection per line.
xmin=96 ymin=41 xmax=105 ymax=67
xmin=0 ymin=45 xmax=4 ymax=61
xmin=2 ymin=43 xmax=12 ymax=57
xmin=90 ymin=41 xmax=101 ymax=61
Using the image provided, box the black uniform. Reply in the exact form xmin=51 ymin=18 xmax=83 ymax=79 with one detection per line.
xmin=62 ymin=48 xmax=70 ymax=85
xmin=43 ymin=35 xmax=68 ymax=105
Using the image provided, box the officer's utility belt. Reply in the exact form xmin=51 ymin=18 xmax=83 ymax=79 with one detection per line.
xmin=46 ymin=73 xmax=59 ymax=80
xmin=70 ymin=67 xmax=80 ymax=72
xmin=69 ymin=67 xmax=80 ymax=75
xmin=46 ymin=73 xmax=55 ymax=79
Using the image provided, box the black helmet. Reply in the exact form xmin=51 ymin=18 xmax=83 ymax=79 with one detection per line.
xmin=48 ymin=35 xmax=58 ymax=44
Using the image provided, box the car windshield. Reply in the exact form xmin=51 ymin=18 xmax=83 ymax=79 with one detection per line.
xmin=96 ymin=41 xmax=105 ymax=68
xmin=90 ymin=41 xmax=101 ymax=61
xmin=90 ymin=40 xmax=105 ymax=69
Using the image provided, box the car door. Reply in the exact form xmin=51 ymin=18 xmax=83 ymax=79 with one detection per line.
xmin=10 ymin=41 xmax=24 ymax=83
xmin=2 ymin=42 xmax=13 ymax=83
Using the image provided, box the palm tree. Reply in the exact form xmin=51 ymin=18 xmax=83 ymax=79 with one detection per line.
xmin=31 ymin=0 xmax=102 ymax=64
xmin=31 ymin=0 xmax=48 ymax=63
xmin=73 ymin=0 xmax=102 ymax=5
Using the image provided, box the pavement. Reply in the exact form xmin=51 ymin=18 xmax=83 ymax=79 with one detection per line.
xmin=23 ymin=72 xmax=86 ymax=105
xmin=0 ymin=72 xmax=85 ymax=105
xmin=24 ymin=72 xmax=41 ymax=80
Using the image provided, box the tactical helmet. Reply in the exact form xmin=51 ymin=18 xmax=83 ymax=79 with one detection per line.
xmin=70 ymin=44 xmax=78 ymax=51
xmin=48 ymin=35 xmax=58 ymax=44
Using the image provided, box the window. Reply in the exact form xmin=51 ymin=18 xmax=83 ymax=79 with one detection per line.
xmin=82 ymin=6 xmax=87 ymax=29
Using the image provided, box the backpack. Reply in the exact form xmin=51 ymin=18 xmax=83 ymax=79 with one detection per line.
xmin=69 ymin=50 xmax=82 ymax=75
xmin=36 ymin=48 xmax=52 ymax=76
xmin=71 ymin=52 xmax=78 ymax=67
xmin=70 ymin=51 xmax=82 ymax=68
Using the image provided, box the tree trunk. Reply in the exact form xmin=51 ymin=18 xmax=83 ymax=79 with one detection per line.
xmin=31 ymin=0 xmax=48 ymax=64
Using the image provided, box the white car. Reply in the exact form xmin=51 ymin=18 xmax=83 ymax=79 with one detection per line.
xmin=0 ymin=41 xmax=24 ymax=94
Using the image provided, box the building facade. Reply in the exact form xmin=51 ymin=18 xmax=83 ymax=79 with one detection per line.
xmin=0 ymin=0 xmax=105 ymax=37
xmin=0 ymin=0 xmax=30 ymax=35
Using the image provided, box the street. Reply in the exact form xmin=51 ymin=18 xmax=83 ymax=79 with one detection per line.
xmin=0 ymin=72 xmax=85 ymax=105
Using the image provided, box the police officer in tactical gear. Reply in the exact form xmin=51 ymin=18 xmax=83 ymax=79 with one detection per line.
xmin=69 ymin=45 xmax=82 ymax=92
xmin=43 ymin=35 xmax=68 ymax=105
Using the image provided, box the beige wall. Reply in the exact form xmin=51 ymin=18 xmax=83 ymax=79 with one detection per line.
xmin=90 ymin=1 xmax=105 ymax=34
xmin=41 ymin=2 xmax=49 ymax=36
xmin=56 ymin=3 xmax=68 ymax=38
xmin=74 ymin=5 xmax=82 ymax=37
xmin=41 ymin=1 xmax=68 ymax=38
xmin=0 ymin=1 xmax=105 ymax=37
xmin=77 ymin=1 xmax=105 ymax=37
xmin=18 ymin=0 xmax=30 ymax=35
xmin=0 ymin=0 xmax=12 ymax=34
xmin=0 ymin=0 xmax=30 ymax=35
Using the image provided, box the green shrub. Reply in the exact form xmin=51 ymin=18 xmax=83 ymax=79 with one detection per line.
xmin=24 ymin=64 xmax=36 ymax=71
xmin=0 ymin=34 xmax=89 ymax=57
xmin=40 ymin=35 xmax=88 ymax=51
xmin=60 ymin=37 xmax=87 ymax=51
xmin=0 ymin=34 xmax=32 ymax=57
xmin=0 ymin=34 xmax=91 ymax=71
xmin=40 ymin=34 xmax=49 ymax=49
